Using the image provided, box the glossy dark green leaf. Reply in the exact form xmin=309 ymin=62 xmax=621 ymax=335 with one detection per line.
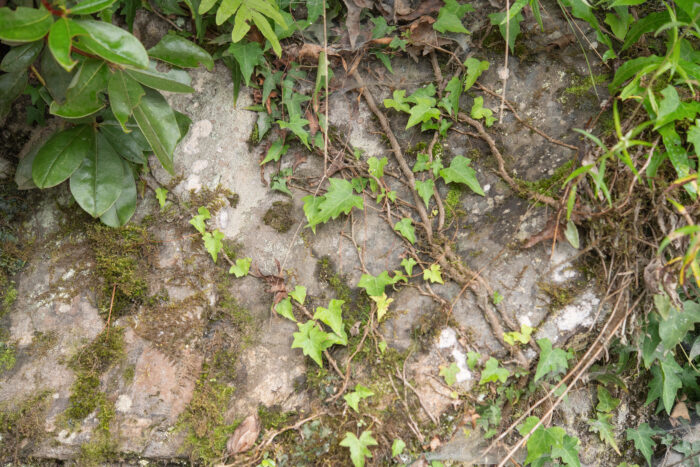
xmin=40 ymin=48 xmax=75 ymax=103
xmin=108 ymin=70 xmax=145 ymax=131
xmin=148 ymin=34 xmax=214 ymax=70
xmin=99 ymin=124 xmax=148 ymax=164
xmin=70 ymin=0 xmax=118 ymax=15
xmin=72 ymin=19 xmax=148 ymax=68
xmin=32 ymin=125 xmax=93 ymax=188
xmin=0 ymin=71 xmax=27 ymax=119
xmin=50 ymin=58 xmax=109 ymax=118
xmin=124 ymin=63 xmax=194 ymax=93
xmin=70 ymin=131 xmax=124 ymax=217
xmin=174 ymin=110 xmax=192 ymax=141
xmin=0 ymin=7 xmax=53 ymax=43
xmin=132 ymin=89 xmax=180 ymax=174
xmin=48 ymin=18 xmax=78 ymax=72
xmin=15 ymin=139 xmax=39 ymax=189
xmin=0 ymin=41 xmax=43 ymax=72
xmin=100 ymin=158 xmax=137 ymax=226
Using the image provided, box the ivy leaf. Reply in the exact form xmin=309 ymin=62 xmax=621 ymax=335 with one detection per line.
xmin=415 ymin=179 xmax=434 ymax=208
xmin=292 ymin=320 xmax=331 ymax=367
xmin=304 ymin=178 xmax=364 ymax=232
xmin=260 ymin=139 xmax=289 ymax=165
xmin=384 ymin=90 xmax=410 ymax=113
xmin=358 ymin=271 xmax=393 ymax=297
xmin=370 ymin=16 xmax=395 ymax=38
xmin=370 ymin=293 xmax=393 ymax=321
xmin=439 ymin=156 xmax=484 ymax=196
xmin=289 ymin=285 xmax=306 ymax=305
xmin=463 ymin=57 xmax=489 ymax=91
xmin=313 ymin=299 xmax=346 ymax=340
xmin=340 ymin=431 xmax=378 ymax=467
xmin=440 ymin=362 xmax=460 ymax=386
xmin=202 ymin=229 xmax=224 ymax=263
xmin=470 ymin=96 xmax=496 ymax=127
xmin=479 ymin=357 xmax=509 ymax=384
xmin=503 ymin=324 xmax=533 ymax=346
xmin=535 ymin=338 xmax=573 ymax=382
xmin=588 ymin=412 xmax=620 ymax=454
xmin=394 ymin=217 xmax=416 ymax=244
xmin=423 ymin=264 xmax=444 ymax=284
xmin=229 ymin=257 xmax=252 ymax=277
xmin=274 ymin=297 xmax=296 ymax=321
xmin=367 ymin=157 xmax=387 ymax=178
xmin=406 ymin=101 xmax=440 ymax=129
xmin=401 ymin=257 xmax=417 ymax=275
xmin=391 ymin=439 xmax=406 ymax=457
xmin=658 ymin=300 xmax=700 ymax=351
xmin=277 ymin=114 xmax=310 ymax=149
xmin=626 ymin=423 xmax=659 ymax=466
xmin=433 ymin=0 xmax=473 ymax=34
xmin=155 ymin=187 xmax=168 ymax=209
xmin=467 ymin=351 xmax=480 ymax=370
xmin=189 ymin=207 xmax=211 ymax=234
xmin=229 ymin=40 xmax=263 ymax=88
xmin=658 ymin=354 xmax=683 ymax=415
xmin=596 ymin=386 xmax=620 ymax=413
xmin=271 ymin=169 xmax=292 ymax=196
xmin=343 ymin=384 xmax=374 ymax=412
xmin=550 ymin=434 xmax=581 ymax=467
xmin=438 ymin=75 xmax=462 ymax=116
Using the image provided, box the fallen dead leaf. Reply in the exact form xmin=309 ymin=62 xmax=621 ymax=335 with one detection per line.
xmin=430 ymin=436 xmax=442 ymax=451
xmin=226 ymin=413 xmax=261 ymax=455
xmin=407 ymin=16 xmax=452 ymax=60
xmin=670 ymin=401 xmax=690 ymax=426
xmin=397 ymin=0 xmax=442 ymax=22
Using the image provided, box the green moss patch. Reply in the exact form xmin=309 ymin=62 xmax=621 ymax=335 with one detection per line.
xmin=0 ymin=390 xmax=52 ymax=461
xmin=263 ymin=201 xmax=295 ymax=233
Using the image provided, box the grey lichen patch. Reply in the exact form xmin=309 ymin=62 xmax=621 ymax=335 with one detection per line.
xmin=263 ymin=201 xmax=295 ymax=233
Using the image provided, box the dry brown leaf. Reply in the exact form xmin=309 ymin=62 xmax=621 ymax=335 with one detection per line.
xmin=226 ymin=413 xmax=260 ymax=455
xmin=393 ymin=0 xmax=412 ymax=16
xmin=429 ymin=436 xmax=442 ymax=451
xmin=407 ymin=16 xmax=451 ymax=59
xmin=670 ymin=401 xmax=690 ymax=426
xmin=342 ymin=0 xmax=363 ymax=49
xmin=522 ymin=218 xmax=566 ymax=249
xmin=397 ymin=0 xmax=442 ymax=22
xmin=306 ymin=108 xmax=319 ymax=137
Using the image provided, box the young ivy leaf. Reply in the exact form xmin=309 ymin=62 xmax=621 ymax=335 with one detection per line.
xmin=588 ymin=412 xmax=620 ymax=454
xmin=406 ymin=100 xmax=441 ymax=129
xmin=277 ymin=114 xmax=310 ymax=149
xmin=596 ymin=386 xmax=620 ymax=413
xmin=358 ymin=270 xmax=393 ymax=297
xmin=370 ymin=293 xmax=394 ymax=321
xmin=384 ymin=90 xmax=410 ymax=113
xmin=440 ymin=362 xmax=460 ymax=386
xmin=626 ymin=423 xmax=659 ymax=467
xmin=415 ymin=179 xmax=434 ymax=208
xmin=534 ymin=338 xmax=573 ymax=382
xmin=292 ymin=320 xmax=331 ymax=367
xmin=401 ymin=257 xmax=417 ymax=275
xmin=189 ymin=206 xmax=211 ymax=234
xmin=394 ymin=217 xmax=416 ymax=244
xmin=463 ymin=58 xmax=489 ymax=91
xmin=391 ymin=439 xmax=406 ymax=457
xmin=155 ymin=187 xmax=168 ymax=210
xmin=260 ymin=139 xmax=289 ymax=165
xmin=438 ymin=75 xmax=463 ymax=116
xmin=202 ymin=229 xmax=224 ymax=263
xmin=467 ymin=351 xmax=481 ymax=370
xmin=229 ymin=257 xmax=252 ymax=278
xmin=479 ymin=357 xmax=510 ymax=384
xmin=340 ymin=431 xmax=378 ymax=467
xmin=367 ymin=157 xmax=387 ymax=178
xmin=343 ymin=384 xmax=374 ymax=412
xmin=313 ymin=299 xmax=346 ymax=341
xmin=503 ymin=324 xmax=534 ymax=346
xmin=274 ymin=297 xmax=296 ymax=321
xmin=470 ymin=96 xmax=496 ymax=127
xmin=289 ymin=285 xmax=306 ymax=305
xmin=433 ymin=0 xmax=474 ymax=34
xmin=439 ymin=155 xmax=485 ymax=196
xmin=303 ymin=178 xmax=364 ymax=232
xmin=423 ymin=264 xmax=444 ymax=284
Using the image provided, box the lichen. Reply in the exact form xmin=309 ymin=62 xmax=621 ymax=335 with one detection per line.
xmin=263 ymin=201 xmax=295 ymax=233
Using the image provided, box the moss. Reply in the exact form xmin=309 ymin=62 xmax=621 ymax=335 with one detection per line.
xmin=517 ymin=159 xmax=575 ymax=198
xmin=0 ymin=340 xmax=16 ymax=373
xmin=188 ymin=185 xmax=237 ymax=214
xmin=77 ymin=397 xmax=118 ymax=466
xmin=538 ymin=281 xmax=584 ymax=311
xmin=0 ymin=390 xmax=52 ymax=461
xmin=263 ymin=201 xmax=295 ymax=233
xmin=30 ymin=330 xmax=58 ymax=357
xmin=444 ymin=186 xmax=467 ymax=224
xmin=1 ymin=283 xmax=17 ymax=317
xmin=258 ymin=405 xmax=296 ymax=430
xmin=222 ymin=239 xmax=243 ymax=261
xmin=564 ymin=73 xmax=608 ymax=96
xmin=122 ymin=364 xmax=135 ymax=385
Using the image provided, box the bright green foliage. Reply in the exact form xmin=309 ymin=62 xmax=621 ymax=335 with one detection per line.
xmin=384 ymin=90 xmax=411 ymax=113
xmin=463 ymin=58 xmax=489 ymax=91
xmin=645 ymin=353 xmax=682 ymax=415
xmin=467 ymin=351 xmax=480 ymax=370
xmin=274 ymin=297 xmax=296 ymax=321
xmin=229 ymin=257 xmax=252 ymax=277
xmin=367 ymin=157 xmax=388 ymax=179
xmin=415 ymin=179 xmax=434 ymax=208
xmin=229 ymin=41 xmax=264 ymax=87
xmin=358 ymin=270 xmax=400 ymax=297
xmin=564 ymin=220 xmax=580 ymax=249
xmin=394 ymin=218 xmax=416 ymax=244
xmin=292 ymin=320 xmax=332 ymax=367
xmin=391 ymin=438 xmax=406 ymax=457
xmin=658 ymin=300 xmax=700 ymax=351
xmin=503 ymin=324 xmax=533 ymax=346
xmin=626 ymin=423 xmax=659 ymax=466
xmin=423 ymin=264 xmax=444 ymax=284
xmin=313 ymin=299 xmax=346 ymax=340
xmin=340 ymin=431 xmax=378 ymax=467
xmin=343 ymin=384 xmax=374 ymax=412
xmin=439 ymin=156 xmax=484 ymax=196
xmin=488 ymin=0 xmax=527 ymax=53
xmin=401 ymin=257 xmax=417 ymax=275
xmin=261 ymin=139 xmax=289 ymax=166
xmin=433 ymin=0 xmax=473 ymax=34
xmin=470 ymin=97 xmax=495 ymax=127
xmin=303 ymin=178 xmax=364 ymax=232
xmin=370 ymin=293 xmax=393 ymax=321
xmin=439 ymin=75 xmax=462 ymax=116
xmin=190 ymin=206 xmax=211 ymax=234
xmin=518 ymin=416 xmax=581 ymax=467
xmin=440 ymin=362 xmax=460 ymax=386
xmin=596 ymin=386 xmax=620 ymax=413
xmin=588 ymin=412 xmax=620 ymax=454
xmin=289 ymin=286 xmax=307 ymax=305
xmin=202 ymin=230 xmax=224 ymax=263
xmin=534 ymin=338 xmax=573 ymax=382
xmin=155 ymin=187 xmax=168 ymax=209
xmin=479 ymin=357 xmax=509 ymax=384
xmin=148 ymin=33 xmax=214 ymax=70
xmin=492 ymin=290 xmax=504 ymax=305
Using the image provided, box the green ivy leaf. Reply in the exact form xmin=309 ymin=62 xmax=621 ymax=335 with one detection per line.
xmin=588 ymin=412 xmax=620 ymax=454
xmin=391 ymin=439 xmax=406 ymax=457
xmin=433 ymin=0 xmax=473 ymax=34
xmin=340 ymin=431 xmax=377 ymax=467
xmin=488 ymin=0 xmax=526 ymax=53
xmin=550 ymin=434 xmax=581 ymax=467
xmin=626 ymin=423 xmax=659 ymax=466
xmin=423 ymin=263 xmax=444 ymax=284
xmin=202 ymin=229 xmax=224 ymax=263
xmin=479 ymin=357 xmax=509 ymax=384
xmin=343 ymin=384 xmax=374 ymax=412
xmin=228 ymin=40 xmax=263 ymax=87
xmin=384 ymin=90 xmax=410 ymax=113
xmin=274 ymin=297 xmax=296 ymax=321
xmin=440 ymin=362 xmax=460 ymax=386
xmin=0 ymin=7 xmax=53 ymax=43
xmin=289 ymin=285 xmax=306 ymax=305
xmin=439 ymin=75 xmax=462 ymax=116
xmin=439 ymin=156 xmax=484 ymax=196
xmin=406 ymin=100 xmax=440 ymax=129
xmin=148 ymin=33 xmax=214 ymax=70
xmin=470 ymin=96 xmax=496 ymax=127
xmin=467 ymin=351 xmax=480 ymax=370
xmin=189 ymin=206 xmax=211 ymax=234
xmin=358 ymin=270 xmax=393 ymax=297
xmin=260 ymin=139 xmax=289 ymax=165
xmin=535 ymin=338 xmax=573 ymax=382
xmin=463 ymin=57 xmax=489 ymax=91
xmin=503 ymin=324 xmax=533 ymax=346
xmin=108 ymin=70 xmax=145 ymax=132
xmin=155 ymin=187 xmax=168 ymax=209
xmin=69 ymin=130 xmax=125 ymax=217
xmin=367 ymin=157 xmax=387 ymax=178
xmin=313 ymin=299 xmax=346 ymax=340
xmin=0 ymin=40 xmax=43 ymax=73
xmin=229 ymin=257 xmax=252 ymax=277
xmin=73 ymin=19 xmax=149 ymax=68
xmin=370 ymin=15 xmax=395 ymax=38
xmin=414 ymin=179 xmax=434 ymax=208
xmin=401 ymin=257 xmax=417 ymax=275
xmin=658 ymin=354 xmax=682 ymax=415
xmin=32 ymin=125 xmax=92 ymax=188
xmin=658 ymin=300 xmax=700 ymax=351
xmin=277 ymin=114 xmax=310 ymax=149
xmin=132 ymin=88 xmax=181 ymax=174
xmin=303 ymin=178 xmax=364 ymax=232
xmin=292 ymin=320 xmax=331 ymax=367
xmin=99 ymin=158 xmax=136 ymax=227
xmin=596 ymin=386 xmax=620 ymax=413
xmin=370 ymin=293 xmax=393 ymax=321
xmin=394 ymin=217 xmax=416 ymax=244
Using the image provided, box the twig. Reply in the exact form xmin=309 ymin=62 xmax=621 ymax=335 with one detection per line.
xmin=105 ymin=283 xmax=116 ymax=337
xmin=499 ymin=0 xmax=510 ymax=123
